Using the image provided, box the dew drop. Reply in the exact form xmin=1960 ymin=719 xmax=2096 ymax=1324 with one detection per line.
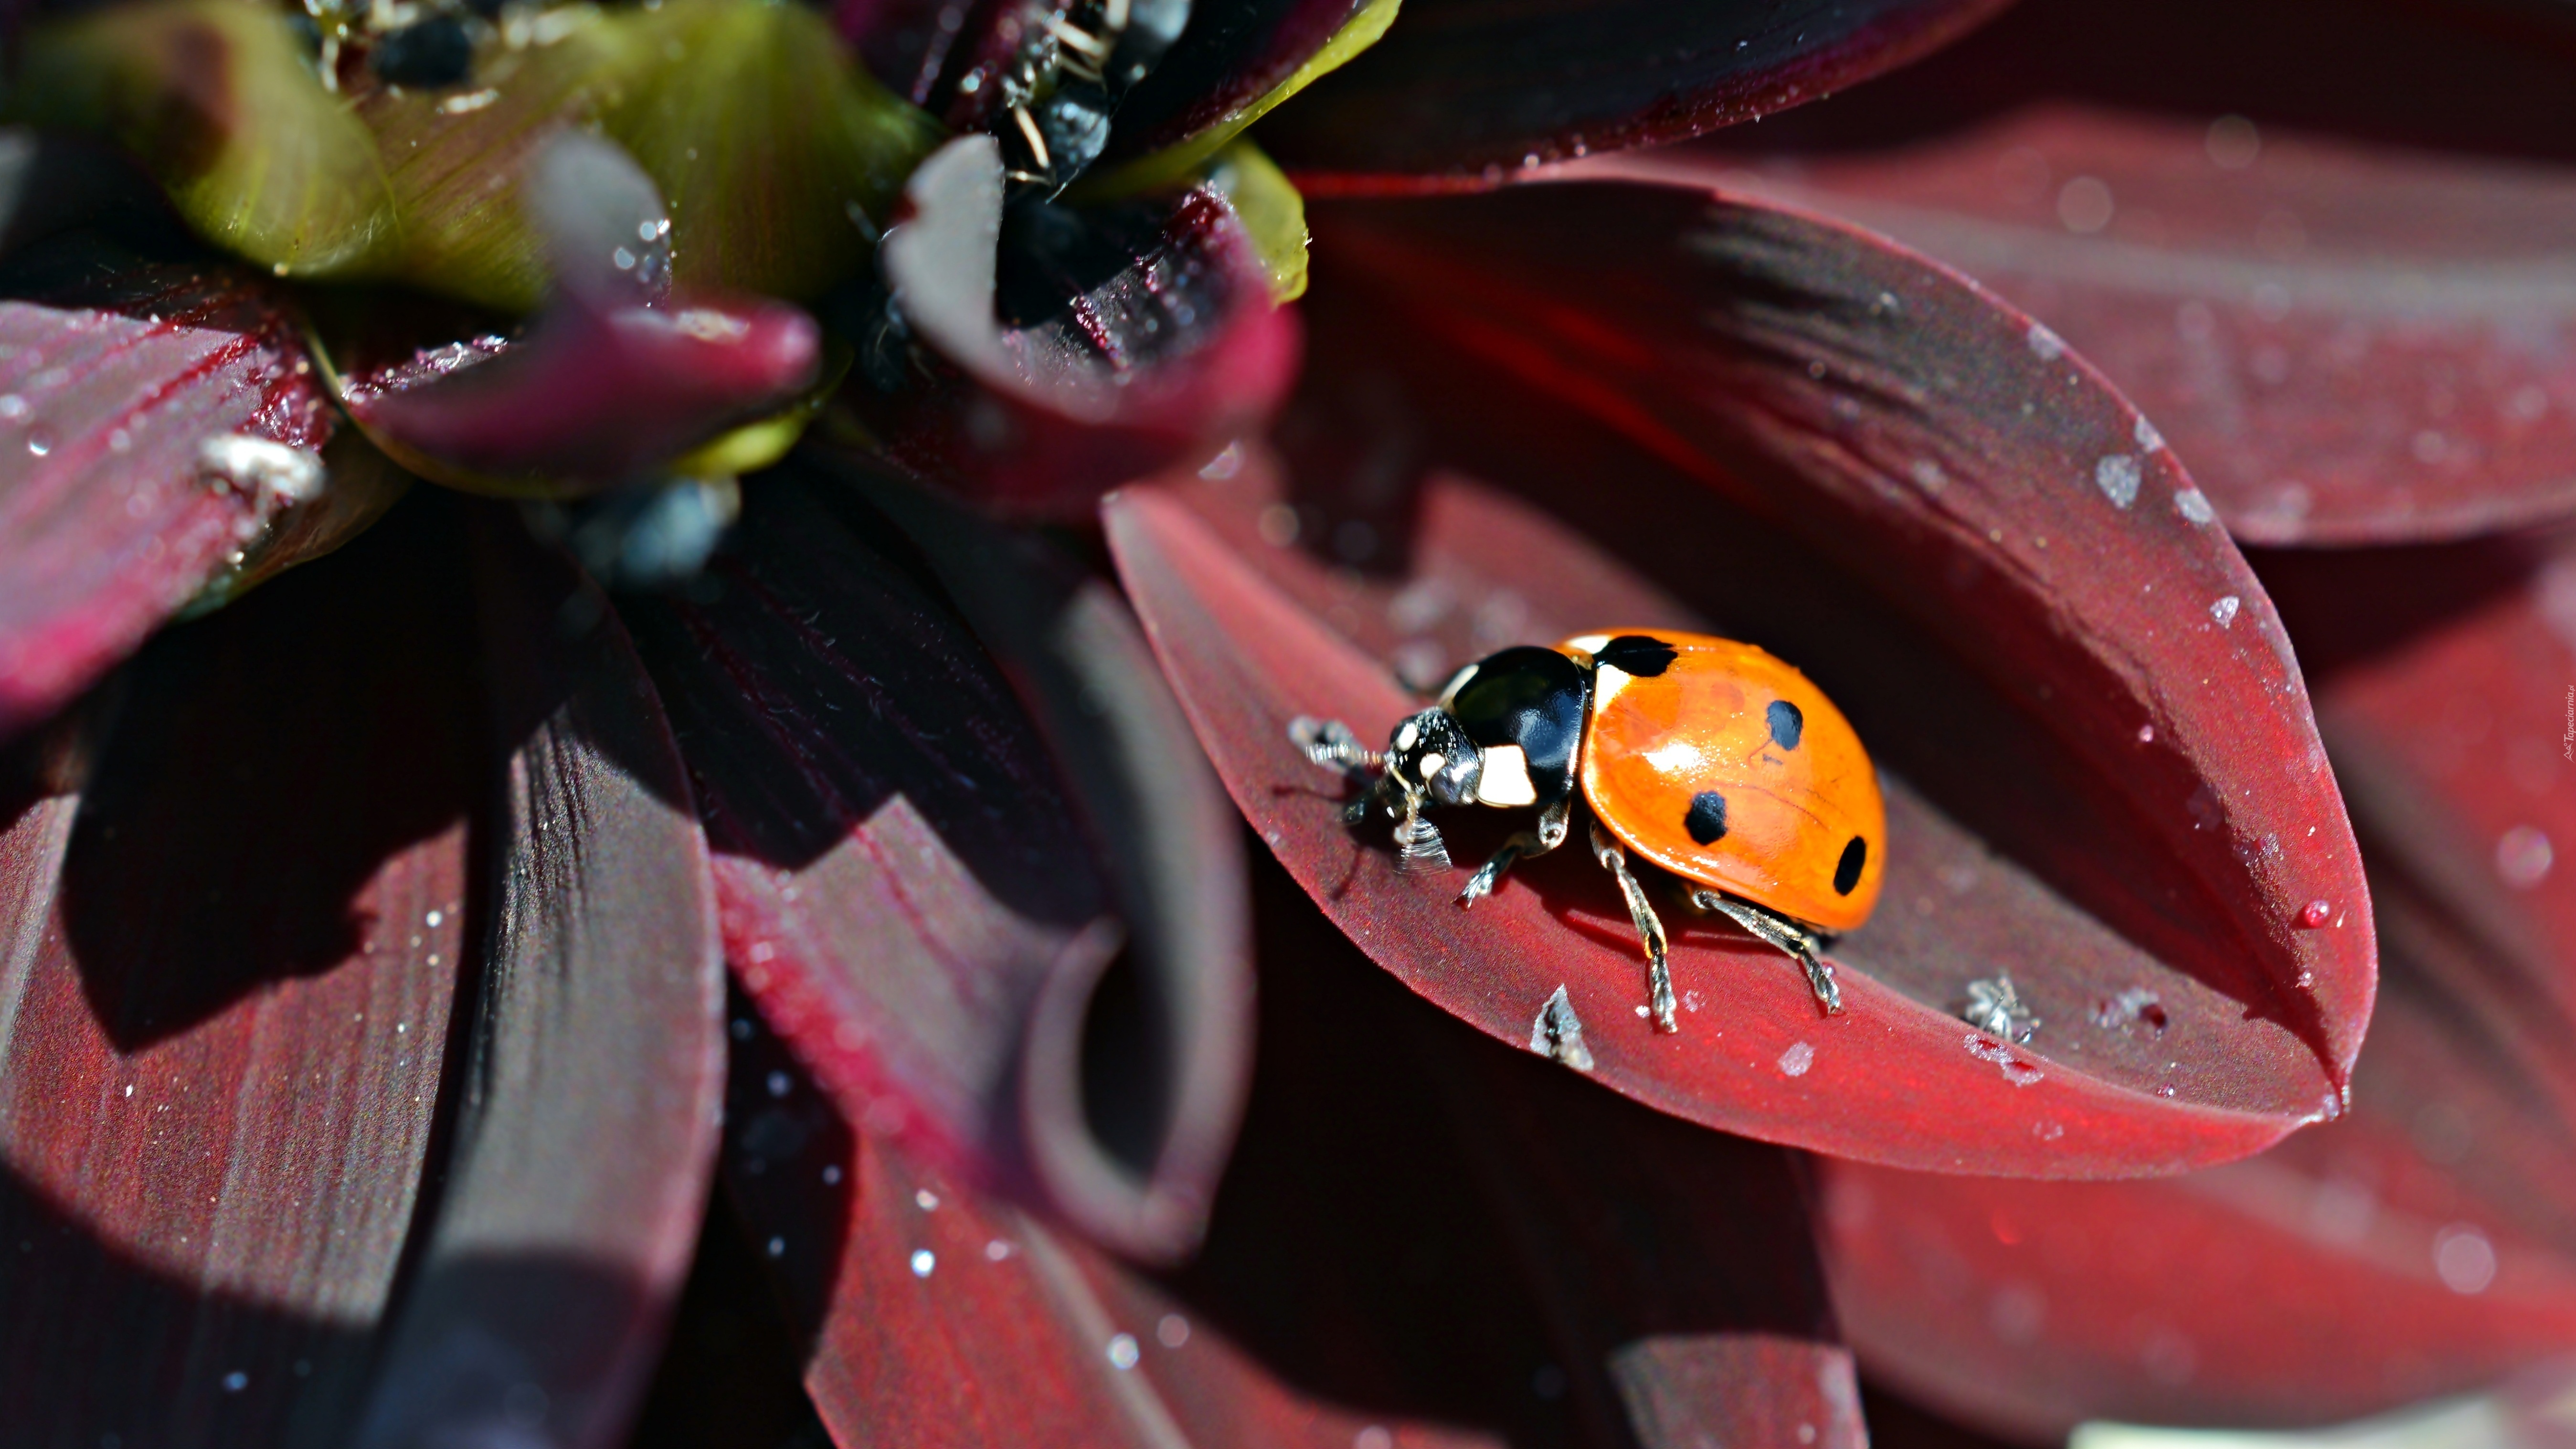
xmin=2433 ymin=1224 xmax=2497 ymax=1294
xmin=1106 ymin=1333 xmax=1141 ymax=1370
xmin=2299 ymin=899 xmax=2333 ymax=928
xmin=909 ymin=1248 xmax=936 ymax=1278
xmin=25 ymin=430 xmax=52 ymax=457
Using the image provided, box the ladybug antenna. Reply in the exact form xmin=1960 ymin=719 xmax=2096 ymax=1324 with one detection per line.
xmin=1289 ymin=716 xmax=1383 ymax=774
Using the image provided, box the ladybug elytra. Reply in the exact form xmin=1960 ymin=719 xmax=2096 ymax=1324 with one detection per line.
xmin=1293 ymin=630 xmax=1885 ymax=1033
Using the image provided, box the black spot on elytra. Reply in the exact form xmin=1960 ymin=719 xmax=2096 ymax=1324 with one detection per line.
xmin=1834 ymin=836 xmax=1867 ymax=895
xmin=1685 ymin=791 xmax=1728 ymax=845
xmin=1766 ymin=699 xmax=1804 ymax=751
xmin=1593 ymin=635 xmax=1676 ymax=677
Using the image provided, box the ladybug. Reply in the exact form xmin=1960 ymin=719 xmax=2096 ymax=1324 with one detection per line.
xmin=1293 ymin=631 xmax=1885 ymax=1032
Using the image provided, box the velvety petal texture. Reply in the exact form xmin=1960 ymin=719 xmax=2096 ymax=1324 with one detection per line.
xmin=0 ymin=242 xmax=336 ymax=739
xmin=1822 ymin=530 xmax=2576 ymax=1435
xmin=356 ymin=512 xmax=725 ymax=1449
xmin=1628 ymin=108 xmax=2576 ymax=544
xmin=0 ymin=504 xmax=476 ymax=1447
xmin=1110 ymin=174 xmax=2374 ymax=1175
xmin=1261 ymin=0 xmax=2015 ymax=188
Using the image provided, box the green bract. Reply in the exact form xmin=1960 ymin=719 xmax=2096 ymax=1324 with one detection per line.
xmin=13 ymin=0 xmax=943 ymax=311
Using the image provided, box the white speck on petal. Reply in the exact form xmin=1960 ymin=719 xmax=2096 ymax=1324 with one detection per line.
xmin=2095 ymin=454 xmax=2142 ymax=509
xmin=197 ymin=433 xmax=324 ymax=508
xmin=1531 ymin=985 xmax=1594 ymax=1071
xmin=910 ymin=1249 xmax=936 ymax=1278
xmin=2026 ymin=323 xmax=2066 ymax=360
xmin=2174 ymin=487 xmax=2217 ymax=525
xmin=2134 ymin=415 xmax=2167 ymax=452
xmin=2211 ymin=595 xmax=2242 ymax=627
xmin=1779 ymin=1041 xmax=1815 ymax=1077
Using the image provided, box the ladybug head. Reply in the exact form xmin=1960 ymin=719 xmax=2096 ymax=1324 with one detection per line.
xmin=1387 ymin=709 xmax=1481 ymax=810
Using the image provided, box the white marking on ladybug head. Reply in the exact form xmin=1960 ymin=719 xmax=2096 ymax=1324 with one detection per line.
xmin=1476 ymin=744 xmax=1537 ymax=807
xmin=1417 ymin=752 xmax=1445 ymax=780
xmin=1563 ymin=634 xmax=1611 ymax=657
xmin=1592 ymin=663 xmax=1633 ymax=708
xmin=1395 ymin=719 xmax=1420 ymax=752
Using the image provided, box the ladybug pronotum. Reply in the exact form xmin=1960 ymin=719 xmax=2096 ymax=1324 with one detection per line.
xmin=1293 ymin=631 xmax=1886 ymax=1032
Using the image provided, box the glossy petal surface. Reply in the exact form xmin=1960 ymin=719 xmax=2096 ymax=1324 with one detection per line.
xmin=836 ymin=458 xmax=1255 ymax=1261
xmin=0 ymin=244 xmax=334 ymax=740
xmin=863 ymin=136 xmax=1299 ymax=515
xmin=1261 ymin=0 xmax=2012 ymax=188
xmin=1823 ymin=532 xmax=2576 ymax=1434
xmin=0 ymin=500 xmax=476 ymax=1446
xmin=354 ymin=510 xmax=725 ymax=1449
xmin=625 ymin=465 xmax=1226 ymax=1258
xmin=1112 ymin=177 xmax=2373 ymax=1174
xmin=725 ymin=862 xmax=1858 ymax=1448
xmin=1629 ymin=108 xmax=2576 ymax=544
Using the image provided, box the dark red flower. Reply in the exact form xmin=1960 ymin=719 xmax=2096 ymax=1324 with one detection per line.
xmin=1 ymin=0 xmax=2569 ymax=1444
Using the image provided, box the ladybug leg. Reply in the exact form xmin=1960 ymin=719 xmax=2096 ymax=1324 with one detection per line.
xmin=1392 ymin=790 xmax=1452 ymax=874
xmin=1457 ymin=797 xmax=1572 ymax=907
xmin=1688 ymin=889 xmax=1845 ymax=1016
xmin=1590 ymin=822 xmax=1677 ymax=1033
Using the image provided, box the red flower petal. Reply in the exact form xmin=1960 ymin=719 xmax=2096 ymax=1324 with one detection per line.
xmin=831 ymin=457 xmax=1257 ymax=1260
xmin=724 ymin=862 xmax=1861 ymax=1448
xmin=1109 ymin=176 xmax=2375 ymax=1175
xmin=1820 ymin=532 xmax=2576 ymax=1434
xmin=1618 ymin=106 xmax=2576 ymax=544
xmin=860 ymin=137 xmax=1300 ymax=516
xmin=620 ymin=464 xmax=1240 ymax=1261
xmin=353 ymin=508 xmax=724 ymax=1446
xmin=0 ymin=243 xmax=333 ymax=740
xmin=1261 ymin=0 xmax=2013 ymax=190
xmin=0 ymin=500 xmax=517 ymax=1439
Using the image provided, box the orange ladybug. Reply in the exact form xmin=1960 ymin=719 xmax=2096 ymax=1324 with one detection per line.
xmin=1293 ymin=631 xmax=1885 ymax=1032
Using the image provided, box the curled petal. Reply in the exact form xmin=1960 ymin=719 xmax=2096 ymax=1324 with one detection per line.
xmin=623 ymin=464 xmax=1234 ymax=1259
xmin=862 ymin=136 xmax=1300 ymax=515
xmin=1261 ymin=0 xmax=2014 ymax=190
xmin=837 ymin=458 xmax=1255 ymax=1261
xmin=1629 ymin=107 xmax=2576 ymax=543
xmin=334 ymin=134 xmax=821 ymax=494
xmin=0 ymin=241 xmax=338 ymax=741
xmin=1823 ymin=533 xmax=2576 ymax=1434
xmin=1112 ymin=177 xmax=2375 ymax=1174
